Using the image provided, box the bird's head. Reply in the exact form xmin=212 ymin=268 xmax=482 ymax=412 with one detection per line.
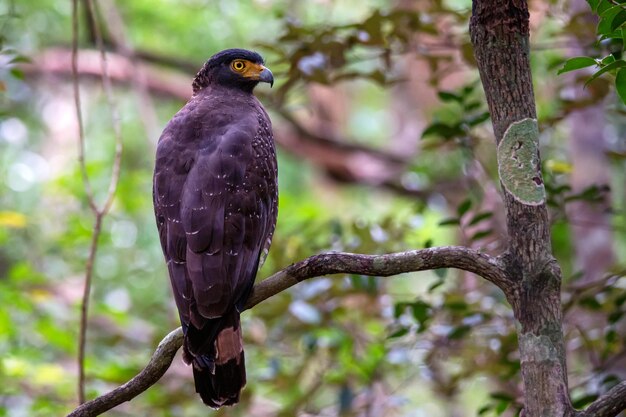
xmin=192 ymin=48 xmax=274 ymax=94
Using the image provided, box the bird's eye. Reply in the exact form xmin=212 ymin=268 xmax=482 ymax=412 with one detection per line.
xmin=231 ymin=60 xmax=246 ymax=72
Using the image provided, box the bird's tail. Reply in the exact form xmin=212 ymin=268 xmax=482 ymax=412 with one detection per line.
xmin=182 ymin=311 xmax=246 ymax=408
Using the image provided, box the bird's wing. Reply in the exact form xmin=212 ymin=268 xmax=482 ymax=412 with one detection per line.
xmin=153 ymin=129 xmax=194 ymax=328
xmin=155 ymin=112 xmax=277 ymax=329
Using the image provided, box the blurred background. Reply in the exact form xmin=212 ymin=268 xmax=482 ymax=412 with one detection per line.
xmin=0 ymin=0 xmax=625 ymax=416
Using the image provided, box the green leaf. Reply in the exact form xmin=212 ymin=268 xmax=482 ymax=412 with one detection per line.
xmin=490 ymin=392 xmax=514 ymax=402
xmin=601 ymin=54 xmax=617 ymax=65
xmin=602 ymin=374 xmax=621 ymax=388
xmin=448 ymin=324 xmax=471 ymax=339
xmin=468 ymin=211 xmax=493 ymax=226
xmin=8 ymin=54 xmax=31 ymax=64
xmin=434 ymin=268 xmax=448 ymax=279
xmin=470 ymin=229 xmax=493 ymax=241
xmin=463 ymin=100 xmax=482 ymax=112
xmin=466 ymin=111 xmax=490 ymax=126
xmin=457 ymin=199 xmax=472 ymax=217
xmin=438 ymin=217 xmax=460 ymax=226
xmin=393 ymin=303 xmax=408 ymax=318
xmin=580 ymin=296 xmax=602 ymax=310
xmin=610 ymin=9 xmax=626 ymax=31
xmin=598 ymin=5 xmax=625 ymax=35
xmin=586 ymin=0 xmax=600 ymax=12
xmin=606 ymin=329 xmax=618 ymax=343
xmin=428 ymin=278 xmax=445 ymax=292
xmin=478 ymin=405 xmax=492 ymax=415
xmin=411 ymin=300 xmax=431 ymax=324
xmin=462 ymin=84 xmax=475 ymax=96
xmin=388 ymin=327 xmax=409 ymax=338
xmin=444 ymin=299 xmax=468 ymax=311
xmin=9 ymin=68 xmax=24 ymax=80
xmin=437 ymin=90 xmax=463 ymax=103
xmin=616 ymin=293 xmax=626 ymax=306
xmin=557 ymin=56 xmax=597 ymax=74
xmin=585 ymin=59 xmax=626 ymax=86
xmin=421 ymin=122 xmax=464 ymax=139
xmin=495 ymin=401 xmax=509 ymax=415
xmin=597 ymin=0 xmax=617 ymax=15
xmin=572 ymin=393 xmax=599 ymax=409
xmin=608 ymin=310 xmax=623 ymax=324
xmin=616 ymin=68 xmax=626 ymax=105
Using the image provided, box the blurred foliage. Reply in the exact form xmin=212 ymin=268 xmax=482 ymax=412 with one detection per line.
xmin=0 ymin=0 xmax=625 ymax=416
xmin=558 ymin=0 xmax=626 ymax=104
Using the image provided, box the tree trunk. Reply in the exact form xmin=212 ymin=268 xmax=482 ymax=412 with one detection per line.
xmin=470 ymin=1 xmax=574 ymax=415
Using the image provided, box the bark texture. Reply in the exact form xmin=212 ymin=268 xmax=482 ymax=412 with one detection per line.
xmin=470 ymin=1 xmax=572 ymax=416
xmin=246 ymin=246 xmax=509 ymax=309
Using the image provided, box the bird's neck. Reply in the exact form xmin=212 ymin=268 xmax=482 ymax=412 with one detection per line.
xmin=192 ymin=83 xmax=257 ymax=98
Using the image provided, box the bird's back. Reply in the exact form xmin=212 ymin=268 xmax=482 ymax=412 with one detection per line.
xmin=153 ymin=82 xmax=277 ymax=407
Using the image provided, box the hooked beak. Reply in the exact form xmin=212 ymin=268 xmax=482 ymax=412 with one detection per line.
xmin=258 ymin=66 xmax=274 ymax=87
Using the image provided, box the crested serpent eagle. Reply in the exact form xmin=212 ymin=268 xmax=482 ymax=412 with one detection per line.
xmin=153 ymin=49 xmax=278 ymax=407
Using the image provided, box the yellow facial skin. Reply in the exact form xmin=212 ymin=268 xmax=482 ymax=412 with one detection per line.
xmin=230 ymin=59 xmax=266 ymax=79
xmin=230 ymin=59 xmax=274 ymax=86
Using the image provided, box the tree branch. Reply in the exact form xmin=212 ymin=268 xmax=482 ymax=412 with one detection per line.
xmin=245 ymin=246 xmax=510 ymax=309
xmin=579 ymin=381 xmax=626 ymax=417
xmin=66 ymin=246 xmax=508 ymax=417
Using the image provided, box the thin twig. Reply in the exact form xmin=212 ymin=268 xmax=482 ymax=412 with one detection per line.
xmin=66 ymin=246 xmax=509 ymax=417
xmin=85 ymin=0 xmax=123 ymax=215
xmin=76 ymin=214 xmax=103 ymax=405
xmin=71 ymin=0 xmax=97 ymax=214
xmin=72 ymin=0 xmax=96 ymax=404
xmin=72 ymin=0 xmax=124 ymax=405
xmin=578 ymin=381 xmax=626 ymax=417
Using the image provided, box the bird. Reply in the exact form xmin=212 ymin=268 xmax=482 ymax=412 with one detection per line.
xmin=152 ymin=48 xmax=278 ymax=407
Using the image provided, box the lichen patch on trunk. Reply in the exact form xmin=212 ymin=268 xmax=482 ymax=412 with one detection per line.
xmin=497 ymin=118 xmax=545 ymax=205
xmin=519 ymin=332 xmax=559 ymax=364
